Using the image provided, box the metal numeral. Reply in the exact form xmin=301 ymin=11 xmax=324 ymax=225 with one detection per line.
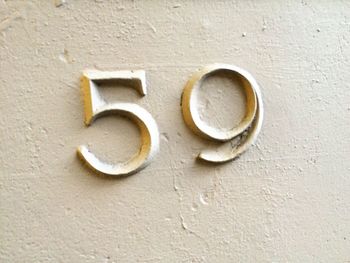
xmin=77 ymin=70 xmax=159 ymax=176
xmin=181 ymin=64 xmax=263 ymax=163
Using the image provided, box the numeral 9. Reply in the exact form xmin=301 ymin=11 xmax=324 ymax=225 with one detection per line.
xmin=181 ymin=64 xmax=263 ymax=163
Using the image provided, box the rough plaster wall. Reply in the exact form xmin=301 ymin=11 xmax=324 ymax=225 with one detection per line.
xmin=0 ymin=0 xmax=349 ymax=262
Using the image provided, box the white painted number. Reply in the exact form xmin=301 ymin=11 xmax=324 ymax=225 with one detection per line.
xmin=77 ymin=70 xmax=159 ymax=176
xmin=77 ymin=64 xmax=263 ymax=176
xmin=181 ymin=64 xmax=263 ymax=163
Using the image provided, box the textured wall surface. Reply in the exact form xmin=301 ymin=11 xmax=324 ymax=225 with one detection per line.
xmin=1 ymin=0 xmax=350 ymax=262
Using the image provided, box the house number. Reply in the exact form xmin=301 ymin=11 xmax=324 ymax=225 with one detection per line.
xmin=77 ymin=64 xmax=263 ymax=177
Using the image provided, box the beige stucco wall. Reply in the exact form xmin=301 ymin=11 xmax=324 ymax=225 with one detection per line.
xmin=1 ymin=0 xmax=349 ymax=262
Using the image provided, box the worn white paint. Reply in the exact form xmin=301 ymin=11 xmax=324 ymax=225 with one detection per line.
xmin=181 ymin=63 xmax=263 ymax=163
xmin=78 ymin=69 xmax=160 ymax=176
xmin=0 ymin=0 xmax=349 ymax=262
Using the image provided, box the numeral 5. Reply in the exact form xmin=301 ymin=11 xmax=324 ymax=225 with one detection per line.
xmin=77 ymin=70 xmax=159 ymax=177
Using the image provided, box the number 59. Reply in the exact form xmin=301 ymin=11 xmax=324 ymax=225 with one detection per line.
xmin=77 ymin=64 xmax=263 ymax=177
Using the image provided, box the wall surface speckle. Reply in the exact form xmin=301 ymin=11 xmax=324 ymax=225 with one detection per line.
xmin=1 ymin=0 xmax=350 ymax=262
